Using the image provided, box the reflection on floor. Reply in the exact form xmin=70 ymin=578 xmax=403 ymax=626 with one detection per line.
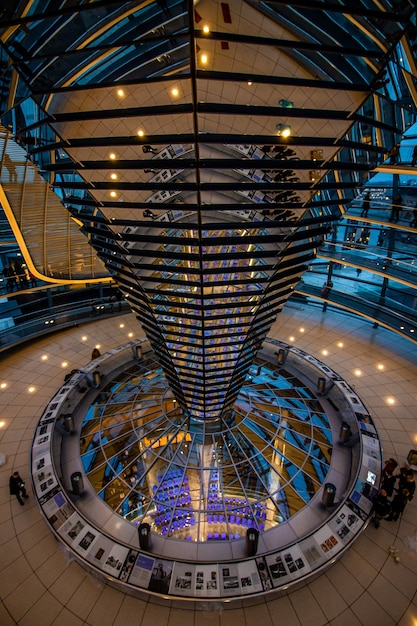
xmin=1 ymin=306 xmax=417 ymax=625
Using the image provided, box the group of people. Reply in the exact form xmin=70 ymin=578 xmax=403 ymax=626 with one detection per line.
xmin=359 ymin=188 xmax=417 ymax=226
xmin=2 ymin=262 xmax=37 ymax=291
xmin=372 ymin=458 xmax=415 ymax=528
xmin=388 ymin=144 xmax=417 ymax=166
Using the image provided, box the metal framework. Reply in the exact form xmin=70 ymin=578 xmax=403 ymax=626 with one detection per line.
xmin=0 ymin=0 xmax=415 ymax=422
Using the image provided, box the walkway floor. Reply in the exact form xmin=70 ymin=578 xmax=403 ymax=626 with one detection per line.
xmin=1 ymin=305 xmax=416 ymax=625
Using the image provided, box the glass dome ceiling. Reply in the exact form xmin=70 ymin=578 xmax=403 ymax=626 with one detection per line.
xmin=80 ymin=355 xmax=332 ymax=540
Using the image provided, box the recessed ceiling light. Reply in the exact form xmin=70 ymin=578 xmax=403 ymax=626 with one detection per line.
xmin=0 ymin=382 xmax=7 ymax=389
xmin=61 ymin=361 xmax=68 ymax=368
xmin=110 ymin=173 xmax=118 ymax=180
xmin=289 ymin=336 xmax=295 ymax=342
xmin=386 ymin=397 xmax=395 ymax=405
xmin=128 ymin=332 xmax=133 ymax=337
xmin=171 ymin=87 xmax=179 ymax=97
xmin=28 ymin=386 xmax=36 ymax=393
xmin=201 ymin=54 xmax=208 ymax=64
xmin=337 ymin=342 xmax=344 ymax=348
xmin=117 ymin=88 xmax=124 ymax=97
xmin=247 ymin=81 xmax=252 ymax=86
xmin=0 ymin=420 xmax=5 ymax=428
xmin=354 ymin=369 xmax=362 ymax=377
xmin=41 ymin=355 xmax=48 ymax=360
xmin=321 ymin=349 xmax=328 ymax=356
xmin=137 ymin=130 xmax=144 ymax=137
xmin=120 ymin=323 xmax=125 ymax=328
xmin=81 ymin=336 xmax=87 ymax=341
xmin=299 ymin=327 xmax=305 ymax=333
xmin=109 ymin=153 xmax=116 ymax=160
xmin=110 ymin=191 xmax=117 ymax=197
xmin=95 ymin=344 xmax=101 ymax=349
xmin=203 ymin=25 xmax=210 ymax=34
xmin=377 ymin=363 xmax=385 ymax=370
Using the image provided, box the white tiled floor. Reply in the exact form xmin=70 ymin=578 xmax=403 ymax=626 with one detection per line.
xmin=1 ymin=305 xmax=417 ymax=625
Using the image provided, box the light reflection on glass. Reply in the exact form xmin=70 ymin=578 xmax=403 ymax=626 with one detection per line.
xmin=80 ymin=358 xmax=332 ymax=541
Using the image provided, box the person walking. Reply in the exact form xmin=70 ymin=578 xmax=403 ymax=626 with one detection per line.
xmin=411 ymin=145 xmax=417 ymax=166
xmin=388 ymin=144 xmax=399 ymax=164
xmin=360 ymin=191 xmax=371 ymax=217
xmin=389 ymin=193 xmax=402 ymax=223
xmin=387 ymin=488 xmax=410 ymax=521
xmin=381 ymin=467 xmax=397 ymax=498
xmin=397 ymin=468 xmax=415 ymax=501
xmin=91 ymin=347 xmax=101 ymax=359
xmin=371 ymin=488 xmax=391 ymax=528
xmin=9 ymin=471 xmax=29 ymax=505
xmin=410 ymin=202 xmax=417 ymax=228
xmin=4 ymin=153 xmax=17 ymax=182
